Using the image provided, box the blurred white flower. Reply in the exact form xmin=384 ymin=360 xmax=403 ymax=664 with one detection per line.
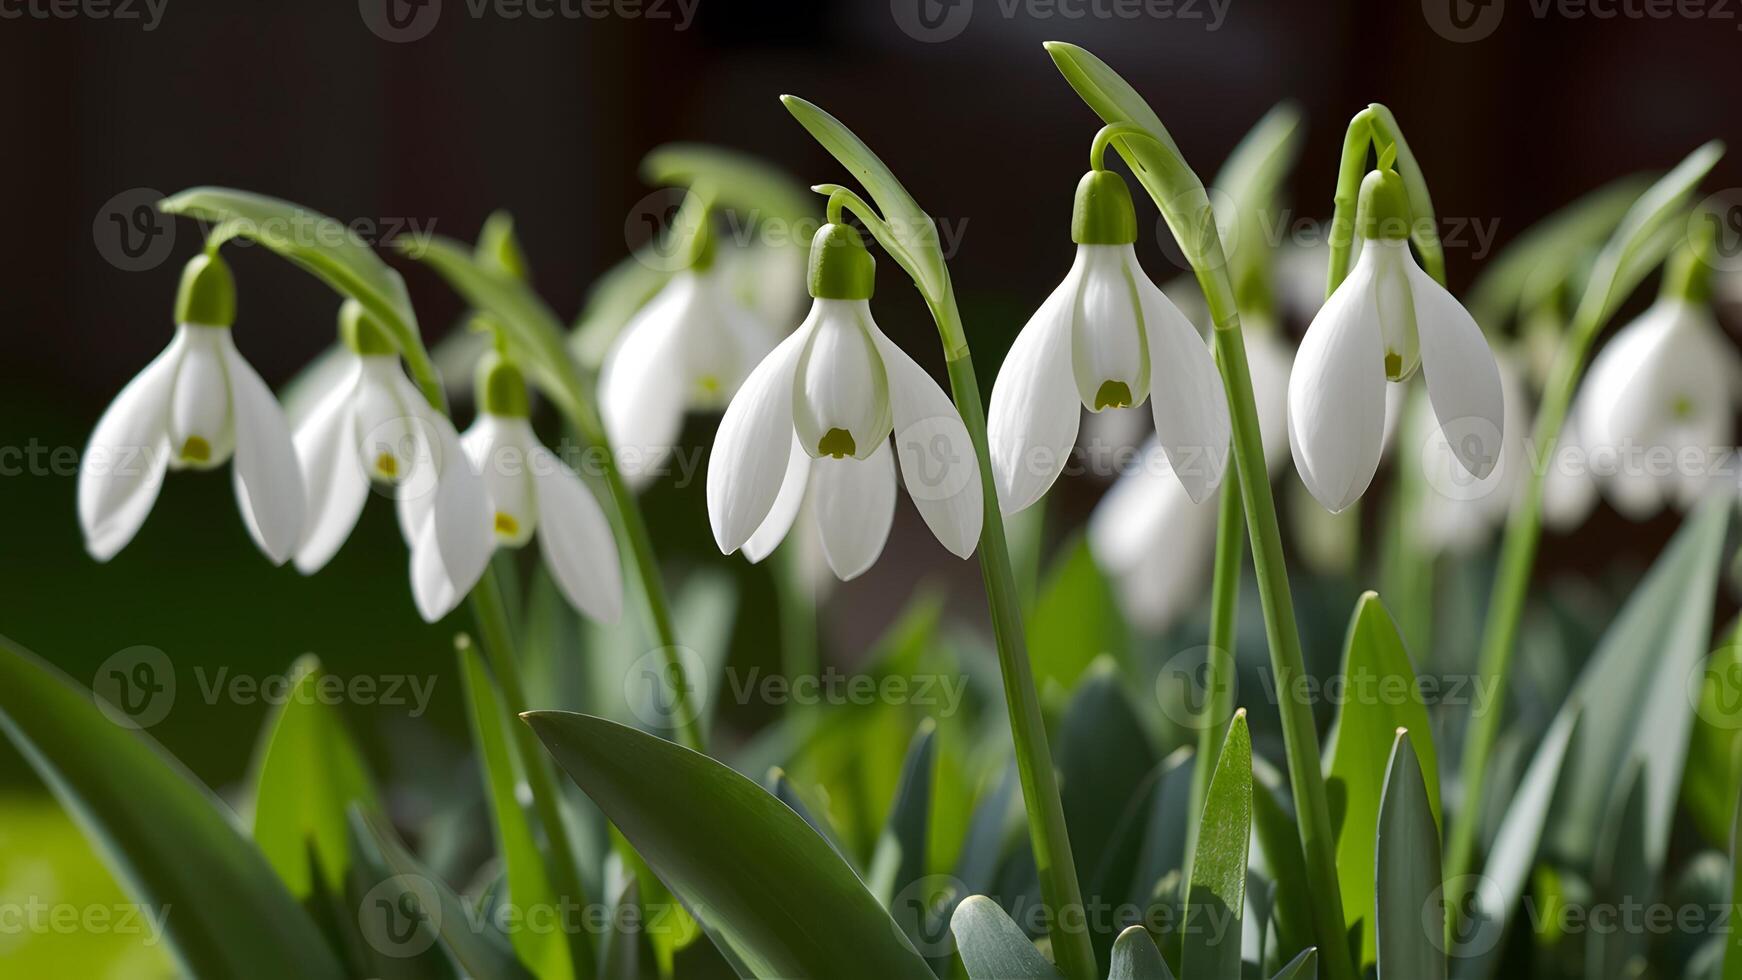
xmin=989 ymin=170 xmax=1230 ymax=513
xmin=1288 ymin=168 xmax=1503 ymax=513
xmin=1411 ymin=349 xmax=1531 ymax=553
xmin=600 ymin=264 xmax=781 ymax=488
xmin=291 ymin=302 xmax=492 ymax=623
xmin=78 ymin=254 xmax=304 ymax=565
xmin=708 ymin=224 xmax=982 ymax=580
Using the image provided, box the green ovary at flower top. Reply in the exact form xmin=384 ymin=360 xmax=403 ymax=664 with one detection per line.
xmin=1555 ymin=237 xmax=1740 ymax=523
xmin=599 ymin=212 xmax=787 ymax=489
xmin=460 ymin=352 xmax=624 ymax=624
xmin=707 ymin=221 xmax=983 ymax=581
xmin=77 ymin=251 xmax=306 ymax=566
xmin=987 ymin=165 xmax=1232 ymax=516
xmin=293 ymin=299 xmax=492 ymax=623
xmin=1288 ymin=165 xmax=1505 ymax=514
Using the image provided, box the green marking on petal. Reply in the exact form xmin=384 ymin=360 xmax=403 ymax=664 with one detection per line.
xmin=697 ymin=374 xmax=721 ymax=397
xmin=1385 ymin=350 xmax=1403 ymax=380
xmin=374 ymin=453 xmax=399 ymax=479
xmin=494 ymin=512 xmax=520 ymax=538
xmin=1094 ymin=380 xmax=1133 ymax=411
xmin=1673 ymin=394 xmax=1695 ymax=419
xmin=818 ymin=427 xmax=856 ymax=459
xmin=180 ymin=436 xmax=211 ymax=464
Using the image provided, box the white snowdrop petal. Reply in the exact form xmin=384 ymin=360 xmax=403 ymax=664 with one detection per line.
xmin=988 ymin=269 xmax=1083 ymax=514
xmin=169 ymin=326 xmax=236 ymax=469
xmin=464 ymin=415 xmax=538 ymax=547
xmin=350 ymin=357 xmax=422 ymax=483
xmin=409 ymin=518 xmax=464 ymax=623
xmin=424 ymin=414 xmax=493 ymax=603
xmin=867 ymin=325 xmax=984 ymax=558
xmin=223 ymin=337 xmax=305 ymax=565
xmin=1408 ymin=259 xmax=1505 ymax=482
xmin=1288 ymin=260 xmax=1388 ymax=513
xmin=742 ymin=435 xmax=811 ymax=564
xmin=530 ymin=444 xmax=624 ymax=624
xmin=709 ymin=324 xmax=810 ymax=553
xmin=1242 ymin=319 xmax=1295 ymax=475
xmin=1136 ymin=268 xmax=1230 ymax=503
xmin=1070 ymin=245 xmax=1149 ymax=406
xmin=78 ymin=333 xmax=184 ymax=562
xmin=1086 ymin=440 xmax=1176 ymax=574
xmin=811 ymin=441 xmax=897 ymax=581
xmin=600 ymin=281 xmax=691 ymax=488
xmin=292 ymin=361 xmax=370 ymax=574
xmin=792 ymin=300 xmax=891 ymax=459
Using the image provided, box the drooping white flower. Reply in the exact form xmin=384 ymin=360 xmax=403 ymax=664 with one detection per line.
xmin=1089 ymin=317 xmax=1292 ymax=632
xmin=708 ymin=223 xmax=983 ymax=580
xmin=1410 ymin=348 xmax=1531 ymax=553
xmin=78 ymin=254 xmax=305 ymax=564
xmin=292 ymin=301 xmax=493 ymax=622
xmin=988 ymin=169 xmax=1231 ymax=513
xmin=1571 ymin=296 xmax=1739 ymax=518
xmin=599 ymin=260 xmax=780 ymax=488
xmin=1288 ymin=167 xmax=1504 ymax=513
xmin=462 ymin=354 xmax=623 ymax=622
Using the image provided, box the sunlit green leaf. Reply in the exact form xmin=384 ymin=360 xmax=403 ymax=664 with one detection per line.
xmin=1374 ymin=731 xmax=1444 ymax=980
xmin=951 ymin=895 xmax=1064 ymax=980
xmin=1182 ymin=712 xmax=1250 ymax=980
xmin=1108 ymin=924 xmax=1175 ymax=979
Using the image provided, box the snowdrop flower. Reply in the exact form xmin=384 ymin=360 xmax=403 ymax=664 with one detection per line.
xmin=708 ymin=223 xmax=983 ymax=580
xmin=1569 ymin=256 xmax=1739 ymax=518
xmin=1288 ymin=166 xmax=1504 ymax=513
xmin=79 ymin=254 xmax=304 ymax=564
xmin=989 ymin=169 xmax=1231 ymax=512
xmin=463 ymin=353 xmax=623 ymax=622
xmin=291 ymin=301 xmax=492 ymax=622
xmin=600 ymin=227 xmax=781 ymax=488
xmin=1089 ymin=317 xmax=1292 ymax=632
xmin=1411 ymin=348 xmax=1530 ymax=553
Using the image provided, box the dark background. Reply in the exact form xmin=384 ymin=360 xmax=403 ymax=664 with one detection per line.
xmin=0 ymin=0 xmax=1736 ymax=788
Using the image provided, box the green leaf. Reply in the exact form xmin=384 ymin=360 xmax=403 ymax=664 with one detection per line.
xmin=779 ymin=95 xmax=950 ymax=304
xmin=1725 ymin=785 xmax=1742 ymax=980
xmin=1576 ymin=141 xmax=1724 ymax=327
xmin=599 ymin=878 xmax=644 ymax=980
xmin=526 ymin=711 xmax=936 ymax=980
xmin=1251 ymin=757 xmax=1315 ymax=965
xmin=250 ymin=655 xmax=382 ymax=900
xmin=352 ymin=809 xmax=534 ymax=980
xmin=158 ymin=187 xmax=440 ymax=404
xmin=1685 ymin=621 xmax=1742 ymax=847
xmin=0 ymin=634 xmax=346 ymax=979
xmin=1451 ymin=710 xmax=1579 ymax=980
xmin=459 ymin=641 xmax=579 ymax=980
xmin=1271 ymin=948 xmax=1318 ymax=980
xmin=1546 ymin=494 xmax=1732 ymax=875
xmin=641 ymin=142 xmax=813 ymax=225
xmin=1059 ymin=658 xmax=1156 ymax=916
xmin=1182 ymin=712 xmax=1250 ymax=980
xmin=869 ymin=720 xmax=937 ymax=910
xmin=770 ymin=768 xmax=854 ymax=864
xmin=1109 ymin=925 xmax=1175 ymax=979
xmin=1374 ymin=731 xmax=1445 ymax=980
xmin=1210 ymin=101 xmax=1303 ymax=309
xmin=1325 ymin=592 xmax=1441 ymax=964
xmin=1030 ymin=538 xmax=1129 ymax=697
xmin=1131 ymin=748 xmax=1195 ymax=909
xmin=950 ymin=895 xmax=1064 ymax=980
xmin=1587 ymin=762 xmax=1651 ymax=979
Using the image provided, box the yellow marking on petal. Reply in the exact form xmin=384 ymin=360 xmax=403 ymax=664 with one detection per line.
xmin=1094 ymin=380 xmax=1133 ymax=411
xmin=179 ymin=436 xmax=211 ymax=464
xmin=1673 ymin=395 xmax=1695 ymax=419
xmin=818 ymin=427 xmax=856 ymax=459
xmin=1384 ymin=350 xmax=1403 ymax=381
xmin=493 ymin=512 xmax=520 ymax=538
xmin=696 ymin=374 xmax=722 ymax=397
xmin=374 ymin=452 xmax=399 ymax=479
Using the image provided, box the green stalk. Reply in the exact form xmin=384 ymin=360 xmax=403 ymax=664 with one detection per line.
xmin=938 ymin=299 xmax=1098 ymax=980
xmin=470 ymin=573 xmax=598 ymax=978
xmin=774 ymin=546 xmax=822 ymax=735
xmin=1443 ymin=142 xmax=1726 ymax=898
xmin=1183 ymin=469 xmax=1245 ymax=885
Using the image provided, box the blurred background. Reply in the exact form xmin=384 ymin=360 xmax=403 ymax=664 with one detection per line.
xmin=2 ymin=0 xmax=1740 ymax=971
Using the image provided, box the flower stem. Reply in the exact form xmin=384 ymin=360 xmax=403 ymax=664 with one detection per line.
xmin=468 ymin=572 xmax=597 ymax=979
xmin=1326 ymin=105 xmax=1446 ymax=291
xmin=936 ymin=295 xmax=1097 ymax=980
xmin=1183 ymin=466 xmax=1244 ymax=884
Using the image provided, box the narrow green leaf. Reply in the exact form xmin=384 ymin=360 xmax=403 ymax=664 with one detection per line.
xmin=1271 ymin=947 xmax=1318 ymax=980
xmin=1251 ymin=757 xmax=1315 ymax=964
xmin=770 ymin=768 xmax=853 ymax=864
xmin=1182 ymin=712 xmax=1251 ymax=980
xmin=1587 ymin=762 xmax=1650 ymax=979
xmin=1109 ymin=925 xmax=1175 ymax=979
xmin=778 ymin=95 xmax=949 ymax=303
xmin=1325 ymin=592 xmax=1440 ymax=964
xmin=1131 ymin=748 xmax=1195 ymax=909
xmin=343 ymin=815 xmax=460 ymax=980
xmin=951 ymin=895 xmax=1065 ymax=980
xmin=1547 ymin=494 xmax=1732 ymax=875
xmin=1031 ymin=539 xmax=1129 ymax=696
xmin=1724 ymin=784 xmax=1742 ymax=980
xmin=1058 ymin=658 xmax=1156 ymax=924
xmin=352 ymin=809 xmax=534 ymax=980
xmin=1685 ymin=621 xmax=1742 ymax=847
xmin=640 ymin=142 xmax=812 ymax=224
xmin=525 ymin=711 xmax=936 ymax=980
xmin=460 ymin=642 xmax=578 ymax=980
xmin=0 ymin=635 xmax=346 ymax=979
xmin=1210 ymin=101 xmax=1303 ymax=305
xmin=598 ymin=879 xmax=643 ymax=980
xmin=1576 ymin=141 xmax=1723 ymax=326
xmin=1374 ymin=731 xmax=1445 ymax=980
xmin=869 ymin=720 xmax=937 ymax=908
xmin=250 ymin=655 xmax=382 ymax=901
